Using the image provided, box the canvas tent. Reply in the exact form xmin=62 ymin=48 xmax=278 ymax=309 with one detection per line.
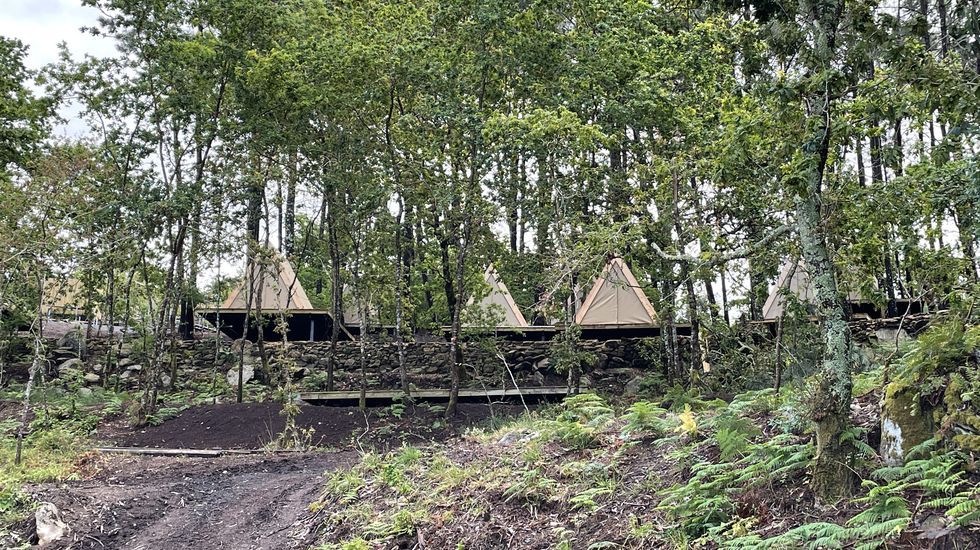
xmin=762 ymin=261 xmax=868 ymax=320
xmin=467 ymin=265 xmax=529 ymax=328
xmin=575 ymin=258 xmax=657 ymax=326
xmin=43 ymin=278 xmax=93 ymax=319
xmin=220 ymin=254 xmax=313 ymax=311
xmin=200 ymin=253 xmax=342 ymax=341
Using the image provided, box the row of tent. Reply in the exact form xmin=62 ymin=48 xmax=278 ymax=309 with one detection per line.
xmin=477 ymin=258 xmax=658 ymax=328
xmin=204 ymin=253 xmax=915 ymax=331
xmin=38 ymin=254 xmax=908 ymax=337
xmin=209 ymin=255 xmax=660 ymax=330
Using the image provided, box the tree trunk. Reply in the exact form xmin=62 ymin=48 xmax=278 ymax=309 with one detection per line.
xmin=15 ymin=275 xmax=44 ymax=466
xmin=358 ymin=293 xmax=368 ymax=412
xmin=284 ymin=148 xmax=297 ymax=257
xmin=394 ymin=196 xmax=410 ymax=395
xmin=327 ymin=189 xmax=341 ymax=392
xmin=795 ymin=105 xmax=856 ymax=501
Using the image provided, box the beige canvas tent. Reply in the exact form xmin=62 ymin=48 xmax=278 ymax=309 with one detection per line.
xmin=43 ymin=278 xmax=93 ymax=319
xmin=221 ymin=254 xmax=313 ymax=312
xmin=467 ymin=265 xmax=528 ymax=327
xmin=200 ymin=253 xmax=345 ymax=341
xmin=762 ymin=261 xmax=864 ymax=320
xmin=575 ymin=257 xmax=657 ymax=326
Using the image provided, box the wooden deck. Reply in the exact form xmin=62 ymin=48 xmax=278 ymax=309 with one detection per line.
xmin=298 ymin=385 xmax=570 ymax=403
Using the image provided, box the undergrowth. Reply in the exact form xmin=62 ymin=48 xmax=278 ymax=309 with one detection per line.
xmin=0 ymin=384 xmax=129 ymax=530
xmin=309 ymin=376 xmax=980 ymax=549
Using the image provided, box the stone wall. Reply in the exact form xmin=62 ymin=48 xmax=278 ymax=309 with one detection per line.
xmin=45 ymin=332 xmax=662 ymax=394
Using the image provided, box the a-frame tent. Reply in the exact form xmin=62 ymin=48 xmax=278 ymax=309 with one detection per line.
xmin=575 ymin=257 xmax=657 ymax=326
xmin=468 ymin=265 xmax=529 ymax=328
xmin=220 ymin=254 xmax=313 ymax=311
xmin=762 ymin=261 xmax=892 ymax=320
xmin=200 ymin=252 xmax=344 ymax=341
xmin=43 ymin=277 xmax=95 ymax=320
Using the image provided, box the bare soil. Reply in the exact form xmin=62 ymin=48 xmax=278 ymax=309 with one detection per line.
xmin=98 ymin=401 xmax=528 ymax=451
xmin=17 ymin=401 xmax=528 ymax=549
xmin=30 ymin=451 xmax=356 ymax=550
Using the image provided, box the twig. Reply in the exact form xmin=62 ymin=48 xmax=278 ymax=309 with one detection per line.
xmin=498 ymin=352 xmax=529 ymax=415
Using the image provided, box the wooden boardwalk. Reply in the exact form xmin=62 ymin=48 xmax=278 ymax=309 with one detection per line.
xmin=298 ymin=385 xmax=570 ymax=404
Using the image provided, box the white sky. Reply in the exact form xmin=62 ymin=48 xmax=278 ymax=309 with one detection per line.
xmin=1 ymin=0 xmax=117 ymax=137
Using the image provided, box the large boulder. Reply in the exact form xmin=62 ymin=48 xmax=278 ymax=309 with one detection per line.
xmin=57 ymin=358 xmax=84 ymax=374
xmin=880 ymin=382 xmax=934 ymax=465
xmin=82 ymin=373 xmax=101 ymax=385
xmin=226 ymin=363 xmax=254 ymax=388
xmin=34 ymin=502 xmax=68 ymax=545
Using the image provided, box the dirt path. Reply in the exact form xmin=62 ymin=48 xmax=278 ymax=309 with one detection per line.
xmin=30 ymin=451 xmax=357 ymax=550
xmin=18 ymin=402 xmax=528 ymax=548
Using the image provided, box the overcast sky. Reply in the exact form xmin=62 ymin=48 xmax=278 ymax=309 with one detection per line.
xmin=2 ymin=0 xmax=117 ymax=137
xmin=2 ymin=0 xmax=115 ymax=67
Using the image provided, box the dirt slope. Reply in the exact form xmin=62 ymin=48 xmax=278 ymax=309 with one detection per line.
xmin=98 ymin=402 xmax=525 ymax=450
xmin=30 ymin=451 xmax=356 ymax=550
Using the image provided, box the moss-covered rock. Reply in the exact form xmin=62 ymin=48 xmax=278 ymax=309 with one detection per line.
xmin=880 ymin=381 xmax=934 ymax=465
xmin=879 ymin=321 xmax=980 ymax=463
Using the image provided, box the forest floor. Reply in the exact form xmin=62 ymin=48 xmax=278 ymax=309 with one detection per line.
xmin=4 ymin=368 xmax=980 ymax=548
xmin=1 ymin=399 xmax=528 ymax=549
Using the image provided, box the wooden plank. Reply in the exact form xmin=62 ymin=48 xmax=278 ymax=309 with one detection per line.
xmin=94 ymin=447 xmax=307 ymax=457
xmin=299 ymin=386 xmax=570 ymax=402
xmin=95 ymin=447 xmax=230 ymax=457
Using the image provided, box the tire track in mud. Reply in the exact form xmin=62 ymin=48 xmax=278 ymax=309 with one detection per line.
xmin=31 ymin=451 xmax=357 ymax=550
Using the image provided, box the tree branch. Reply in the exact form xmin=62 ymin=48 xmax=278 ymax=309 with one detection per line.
xmin=649 ymin=224 xmax=793 ymax=267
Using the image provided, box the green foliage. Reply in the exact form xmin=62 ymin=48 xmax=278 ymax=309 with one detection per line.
xmin=621 ymin=401 xmax=670 ymax=438
xmin=731 ymin=439 xmax=980 ymax=548
xmin=547 ymin=393 xmax=614 ymax=449
xmin=549 ymin=325 xmax=597 ymax=376
xmin=658 ymin=434 xmax=814 ymax=541
xmin=570 ymin=482 xmax=615 ymax=511
xmin=557 ymin=393 xmax=614 ymax=426
xmin=0 ymin=424 xmax=86 ymax=526
xmin=714 ymin=415 xmax=762 ymax=461
xmin=502 ymin=468 xmax=559 ymax=508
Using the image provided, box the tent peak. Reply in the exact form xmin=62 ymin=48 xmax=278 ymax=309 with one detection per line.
xmin=220 ymin=252 xmax=313 ymax=311
xmin=466 ymin=264 xmax=528 ymax=328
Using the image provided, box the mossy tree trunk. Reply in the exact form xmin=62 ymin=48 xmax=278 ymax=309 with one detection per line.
xmin=796 ymin=181 xmax=856 ymax=501
xmin=788 ymin=0 xmax=859 ymax=500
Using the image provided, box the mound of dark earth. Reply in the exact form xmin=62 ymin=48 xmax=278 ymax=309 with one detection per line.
xmin=100 ymin=401 xmax=526 ymax=450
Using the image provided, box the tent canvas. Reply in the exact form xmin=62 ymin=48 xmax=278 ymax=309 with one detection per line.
xmin=468 ymin=265 xmax=529 ymax=327
xmin=221 ymin=254 xmax=313 ymax=311
xmin=575 ymin=258 xmax=657 ymax=326
xmin=762 ymin=261 xmax=864 ymax=320
xmin=43 ymin=278 xmax=92 ymax=318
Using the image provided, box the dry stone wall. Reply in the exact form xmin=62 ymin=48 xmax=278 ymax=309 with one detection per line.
xmin=46 ymin=334 xmax=662 ymax=395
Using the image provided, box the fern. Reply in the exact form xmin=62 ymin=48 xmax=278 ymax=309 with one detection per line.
xmin=731 ymin=439 xmax=980 ymax=548
xmin=559 ymin=393 xmax=614 ymax=427
xmin=570 ymin=483 xmax=615 ymax=511
xmin=674 ymin=404 xmax=698 ymax=436
xmin=658 ymin=433 xmax=813 ymax=540
xmin=502 ymin=468 xmax=558 ymax=508
xmin=714 ymin=415 xmax=761 ymax=461
xmin=621 ymin=401 xmax=669 ymax=438
xmin=839 ymin=426 xmax=877 ymax=459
